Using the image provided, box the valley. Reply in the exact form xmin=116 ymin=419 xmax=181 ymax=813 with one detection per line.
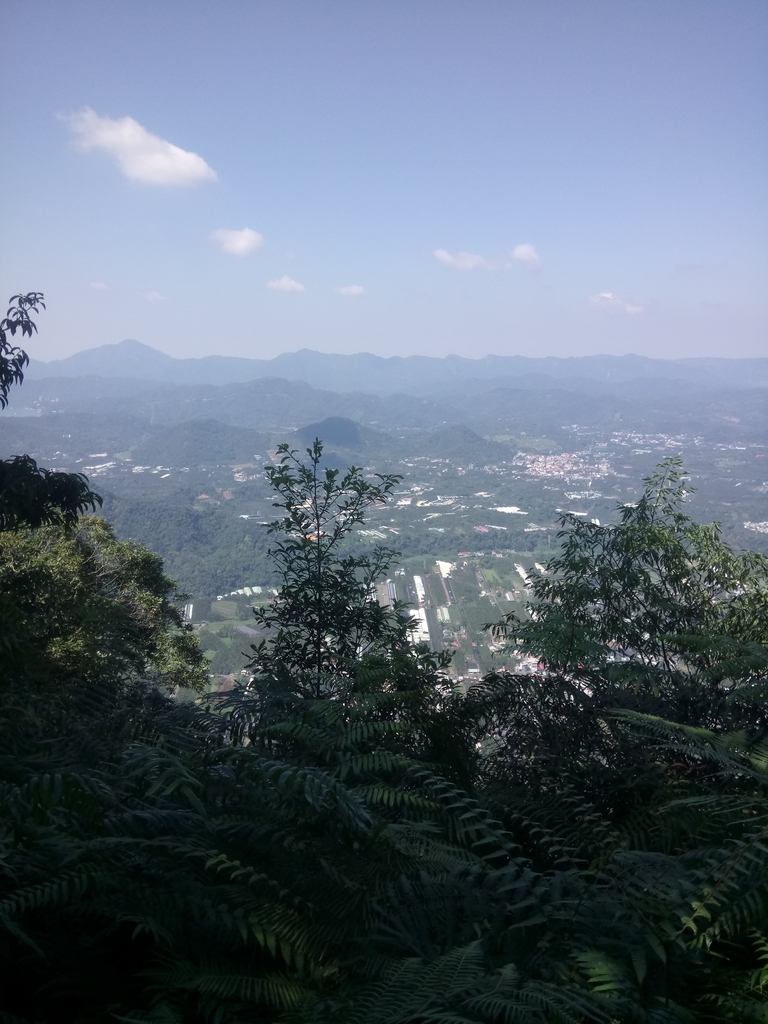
xmin=3 ymin=345 xmax=766 ymax=683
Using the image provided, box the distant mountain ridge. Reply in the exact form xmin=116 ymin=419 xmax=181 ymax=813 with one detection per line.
xmin=27 ymin=339 xmax=768 ymax=394
xmin=8 ymin=367 xmax=768 ymax=443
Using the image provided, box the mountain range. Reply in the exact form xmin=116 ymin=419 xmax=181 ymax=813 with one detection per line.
xmin=27 ymin=339 xmax=768 ymax=394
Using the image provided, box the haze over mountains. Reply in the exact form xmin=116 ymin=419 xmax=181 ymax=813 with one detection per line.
xmin=7 ymin=339 xmax=764 ymax=453
xmin=28 ymin=339 xmax=768 ymax=394
xmin=5 ymin=336 xmax=767 ymax=601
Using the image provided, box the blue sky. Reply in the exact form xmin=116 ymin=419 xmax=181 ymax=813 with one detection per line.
xmin=1 ymin=0 xmax=766 ymax=361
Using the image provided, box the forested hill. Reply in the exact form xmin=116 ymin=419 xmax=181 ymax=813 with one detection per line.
xmin=129 ymin=420 xmax=271 ymax=468
xmin=27 ymin=339 xmax=768 ymax=394
xmin=8 ymin=371 xmax=768 ymax=442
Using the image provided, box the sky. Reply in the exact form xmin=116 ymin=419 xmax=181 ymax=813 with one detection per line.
xmin=1 ymin=0 xmax=766 ymax=362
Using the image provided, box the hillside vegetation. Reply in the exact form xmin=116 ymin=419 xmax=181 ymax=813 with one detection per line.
xmin=4 ymin=301 xmax=768 ymax=1021
xmin=3 ymin=442 xmax=768 ymax=1022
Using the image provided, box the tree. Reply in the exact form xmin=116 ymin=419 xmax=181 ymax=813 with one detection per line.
xmin=0 ymin=515 xmax=205 ymax=690
xmin=488 ymin=456 xmax=768 ymax=769
xmin=0 ymin=454 xmax=102 ymax=531
xmin=0 ymin=291 xmax=42 ymax=408
xmin=0 ymin=292 xmax=102 ymax=531
xmin=242 ymin=438 xmax=471 ymax=781
xmin=247 ymin=440 xmax=418 ymax=695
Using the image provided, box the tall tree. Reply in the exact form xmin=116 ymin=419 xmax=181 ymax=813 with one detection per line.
xmin=488 ymin=456 xmax=768 ymax=767
xmin=247 ymin=440 xmax=416 ymax=695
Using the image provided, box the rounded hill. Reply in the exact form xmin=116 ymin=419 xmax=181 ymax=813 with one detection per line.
xmin=295 ymin=416 xmax=363 ymax=448
xmin=131 ymin=420 xmax=269 ymax=467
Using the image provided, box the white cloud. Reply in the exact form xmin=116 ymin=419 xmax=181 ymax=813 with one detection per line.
xmin=89 ymin=281 xmax=109 ymax=290
xmin=65 ymin=107 xmax=217 ymax=186
xmin=334 ymin=285 xmax=365 ymax=296
xmin=211 ymin=228 xmax=263 ymax=256
xmin=434 ymin=249 xmax=497 ymax=271
xmin=512 ymin=243 xmax=540 ymax=269
xmin=434 ymin=244 xmax=541 ymax=271
xmin=267 ymin=275 xmax=305 ymax=293
xmin=141 ymin=290 xmax=167 ymax=302
xmin=590 ymin=292 xmax=644 ymax=315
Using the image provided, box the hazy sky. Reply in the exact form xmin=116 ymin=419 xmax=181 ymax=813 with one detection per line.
xmin=1 ymin=0 xmax=766 ymax=361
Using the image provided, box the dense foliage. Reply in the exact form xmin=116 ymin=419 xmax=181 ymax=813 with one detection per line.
xmin=0 ymin=516 xmax=205 ymax=690
xmin=0 ymin=454 xmax=102 ymax=531
xmin=102 ymin=488 xmax=276 ymax=597
xmin=1 ymin=446 xmax=768 ymax=1022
